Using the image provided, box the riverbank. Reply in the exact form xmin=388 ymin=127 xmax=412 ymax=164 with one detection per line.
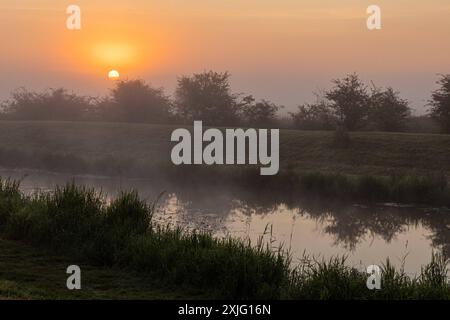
xmin=1 ymin=121 xmax=449 ymax=175
xmin=0 ymin=178 xmax=449 ymax=299
xmin=0 ymin=121 xmax=449 ymax=205
xmin=0 ymin=238 xmax=203 ymax=299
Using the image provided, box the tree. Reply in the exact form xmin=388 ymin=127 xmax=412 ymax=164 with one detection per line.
xmin=290 ymin=92 xmax=335 ymax=130
xmin=368 ymin=87 xmax=410 ymax=132
xmin=241 ymin=96 xmax=281 ymax=127
xmin=290 ymin=103 xmax=335 ymax=130
xmin=429 ymin=74 xmax=450 ymax=133
xmin=325 ymin=74 xmax=369 ymax=131
xmin=108 ymin=79 xmax=172 ymax=123
xmin=174 ymin=71 xmax=240 ymax=126
xmin=1 ymin=88 xmax=91 ymax=121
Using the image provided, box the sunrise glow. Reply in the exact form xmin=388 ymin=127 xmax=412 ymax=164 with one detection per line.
xmin=108 ymin=70 xmax=120 ymax=80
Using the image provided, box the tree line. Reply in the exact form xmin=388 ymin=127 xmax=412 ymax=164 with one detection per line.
xmin=1 ymin=71 xmax=449 ymax=134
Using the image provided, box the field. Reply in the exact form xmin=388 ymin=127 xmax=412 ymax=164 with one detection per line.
xmin=0 ymin=120 xmax=449 ymax=176
xmin=0 ymin=120 xmax=449 ymax=204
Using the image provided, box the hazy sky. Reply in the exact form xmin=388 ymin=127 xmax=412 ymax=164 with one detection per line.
xmin=1 ymin=0 xmax=449 ymax=114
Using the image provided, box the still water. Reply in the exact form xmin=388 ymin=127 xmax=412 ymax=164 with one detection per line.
xmin=2 ymin=168 xmax=449 ymax=275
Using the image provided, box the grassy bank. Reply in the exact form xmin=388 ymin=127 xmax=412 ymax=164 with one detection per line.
xmin=0 ymin=178 xmax=449 ymax=299
xmin=0 ymin=120 xmax=449 ymax=205
xmin=0 ymin=121 xmax=449 ymax=176
xmin=0 ymin=238 xmax=202 ymax=299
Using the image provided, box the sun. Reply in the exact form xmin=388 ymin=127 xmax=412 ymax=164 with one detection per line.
xmin=108 ymin=70 xmax=120 ymax=80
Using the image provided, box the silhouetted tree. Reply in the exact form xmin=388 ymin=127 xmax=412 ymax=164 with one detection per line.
xmin=368 ymin=87 xmax=411 ymax=132
xmin=290 ymin=104 xmax=336 ymax=130
xmin=174 ymin=71 xmax=240 ymax=126
xmin=107 ymin=79 xmax=172 ymax=123
xmin=429 ymin=74 xmax=450 ymax=133
xmin=290 ymin=92 xmax=335 ymax=130
xmin=240 ymin=95 xmax=281 ymax=127
xmin=1 ymin=88 xmax=91 ymax=121
xmin=325 ymin=74 xmax=369 ymax=131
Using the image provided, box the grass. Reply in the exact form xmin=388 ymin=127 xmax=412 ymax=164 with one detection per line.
xmin=0 ymin=238 xmax=203 ymax=299
xmin=0 ymin=178 xmax=449 ymax=300
xmin=0 ymin=121 xmax=449 ymax=176
xmin=285 ymin=171 xmax=449 ymax=204
xmin=0 ymin=179 xmax=290 ymax=299
xmin=0 ymin=121 xmax=449 ymax=205
xmin=286 ymin=254 xmax=450 ymax=300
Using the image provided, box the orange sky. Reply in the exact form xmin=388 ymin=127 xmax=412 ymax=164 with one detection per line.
xmin=1 ymin=0 xmax=449 ymax=114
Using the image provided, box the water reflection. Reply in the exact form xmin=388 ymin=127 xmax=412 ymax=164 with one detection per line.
xmin=2 ymin=168 xmax=449 ymax=274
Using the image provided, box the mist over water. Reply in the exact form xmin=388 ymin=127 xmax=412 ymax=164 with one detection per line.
xmin=4 ymin=167 xmax=448 ymax=275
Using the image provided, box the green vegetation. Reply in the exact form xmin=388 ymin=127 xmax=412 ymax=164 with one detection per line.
xmin=291 ymin=73 xmax=412 ymax=132
xmin=429 ymin=74 xmax=450 ymax=134
xmin=1 ymin=121 xmax=448 ymax=176
xmin=287 ymin=254 xmax=450 ymax=300
xmin=0 ymin=238 xmax=201 ymax=299
xmin=279 ymin=171 xmax=450 ymax=204
xmin=0 ymin=178 xmax=449 ymax=299
xmin=0 ymin=121 xmax=449 ymax=205
xmin=0 ymin=179 xmax=289 ymax=299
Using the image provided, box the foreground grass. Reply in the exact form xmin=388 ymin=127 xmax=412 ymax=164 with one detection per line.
xmin=0 ymin=238 xmax=201 ymax=299
xmin=0 ymin=121 xmax=449 ymax=205
xmin=0 ymin=178 xmax=449 ymax=299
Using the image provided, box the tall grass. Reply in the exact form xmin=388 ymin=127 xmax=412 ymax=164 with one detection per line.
xmin=0 ymin=178 xmax=449 ymax=299
xmin=295 ymin=171 xmax=450 ymax=205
